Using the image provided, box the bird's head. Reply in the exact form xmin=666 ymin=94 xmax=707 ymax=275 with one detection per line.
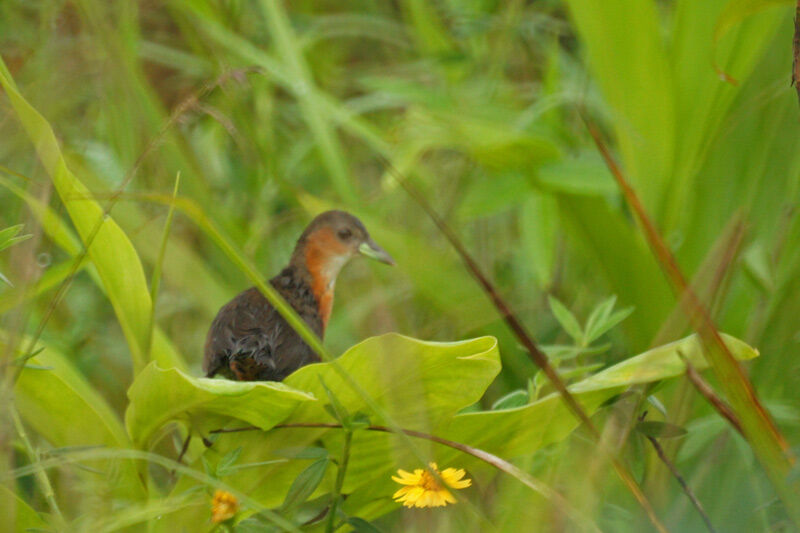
xmin=292 ymin=210 xmax=394 ymax=285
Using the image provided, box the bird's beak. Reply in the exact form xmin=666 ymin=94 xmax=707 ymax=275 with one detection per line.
xmin=358 ymin=239 xmax=395 ymax=266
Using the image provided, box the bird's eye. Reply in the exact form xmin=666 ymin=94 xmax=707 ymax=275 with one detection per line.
xmin=338 ymin=228 xmax=353 ymax=240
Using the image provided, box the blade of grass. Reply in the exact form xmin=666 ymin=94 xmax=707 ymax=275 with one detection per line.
xmin=9 ymin=406 xmax=65 ymax=528
xmin=146 ymin=172 xmax=181 ymax=360
xmin=585 ymin=116 xmax=800 ymax=527
xmin=180 ymin=2 xmax=390 ymax=154
xmin=258 ymin=0 xmax=357 ymax=203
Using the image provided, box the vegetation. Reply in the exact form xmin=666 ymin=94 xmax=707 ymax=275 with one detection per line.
xmin=1 ymin=0 xmax=799 ymax=531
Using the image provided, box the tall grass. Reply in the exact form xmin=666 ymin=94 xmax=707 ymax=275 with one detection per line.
xmin=1 ymin=1 xmax=799 ymax=531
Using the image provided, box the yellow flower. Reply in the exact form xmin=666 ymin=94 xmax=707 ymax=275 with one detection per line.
xmin=392 ymin=462 xmax=472 ymax=508
xmin=211 ymin=489 xmax=239 ymax=523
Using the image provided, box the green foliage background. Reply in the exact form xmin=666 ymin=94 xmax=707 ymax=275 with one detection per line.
xmin=0 ymin=0 xmax=799 ymax=531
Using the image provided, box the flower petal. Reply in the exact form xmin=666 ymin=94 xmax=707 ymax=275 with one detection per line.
xmin=392 ymin=469 xmax=420 ymax=483
xmin=440 ymin=489 xmax=457 ymax=504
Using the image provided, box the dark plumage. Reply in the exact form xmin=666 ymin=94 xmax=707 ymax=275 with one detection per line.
xmin=203 ymin=210 xmax=394 ymax=381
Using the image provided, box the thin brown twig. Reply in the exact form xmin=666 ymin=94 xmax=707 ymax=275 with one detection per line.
xmin=379 ymin=155 xmax=668 ymax=533
xmin=678 ymin=351 xmax=743 ymax=436
xmin=642 ymin=427 xmax=716 ymax=533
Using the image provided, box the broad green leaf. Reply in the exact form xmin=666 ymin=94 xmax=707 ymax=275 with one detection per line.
xmin=440 ymin=333 xmax=757 ymax=460
xmin=284 ymin=333 xmax=500 ymax=428
xmin=0 ymin=58 xmax=153 ymax=373
xmin=7 ymin=336 xmax=129 ymax=449
xmin=564 ymin=0 xmax=675 ymax=216
xmin=125 ymin=363 xmax=316 ymax=448
xmin=172 ymin=334 xmax=499 ymax=508
xmin=6 ymin=335 xmax=142 ymax=498
xmin=315 ymin=333 xmax=752 ymax=506
xmin=0 ymin=485 xmax=49 ymax=533
xmin=713 ymin=0 xmax=791 ymax=44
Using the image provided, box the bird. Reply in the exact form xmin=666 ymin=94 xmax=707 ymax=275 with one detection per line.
xmin=203 ymin=210 xmax=395 ymax=382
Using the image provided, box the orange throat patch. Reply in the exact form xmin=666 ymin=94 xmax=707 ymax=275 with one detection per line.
xmin=303 ymin=228 xmax=349 ymax=331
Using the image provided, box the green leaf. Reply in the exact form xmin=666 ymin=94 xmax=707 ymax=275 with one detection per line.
xmin=713 ymin=0 xmax=791 ymax=45
xmin=284 ymin=334 xmax=500 ymax=428
xmin=635 ymin=421 xmax=687 ymax=440
xmin=0 ymin=224 xmax=24 ymax=243
xmin=280 ymin=457 xmax=329 ymax=513
xmin=584 ymin=296 xmax=634 ymax=345
xmin=347 ymin=412 xmax=372 ymax=432
xmin=272 ymin=447 xmax=330 ymax=460
xmin=547 ymin=296 xmax=584 ymax=342
xmin=0 ymin=224 xmax=32 ymax=287
xmin=491 ymin=390 xmax=529 ymax=410
xmin=346 ymin=516 xmax=385 ymax=533
xmin=520 ymin=191 xmax=558 ymax=289
xmin=536 ymin=153 xmax=616 ymax=196
xmin=319 ymin=375 xmax=350 ymax=424
xmin=0 ymin=58 xmax=153 ymax=373
xmin=5 ymin=335 xmax=142 ymax=498
xmin=177 ymin=334 xmax=499 ymax=509
xmin=216 ymin=447 xmax=243 ymax=477
xmin=125 ymin=364 xmax=316 ymax=448
xmin=563 ymin=0 xmax=674 ymax=215
xmin=236 ymin=518 xmax=280 ymax=532
xmin=457 ymin=172 xmax=533 ymax=219
xmin=440 ymin=333 xmax=757 ymax=460
xmin=541 ymin=343 xmax=611 ymax=362
xmin=0 ymin=224 xmax=32 ymax=253
xmin=0 ymin=485 xmax=49 ymax=532
xmin=583 ymin=295 xmax=617 ymax=343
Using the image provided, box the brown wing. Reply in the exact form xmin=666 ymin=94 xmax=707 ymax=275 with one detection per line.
xmin=203 ymin=285 xmax=322 ymax=381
